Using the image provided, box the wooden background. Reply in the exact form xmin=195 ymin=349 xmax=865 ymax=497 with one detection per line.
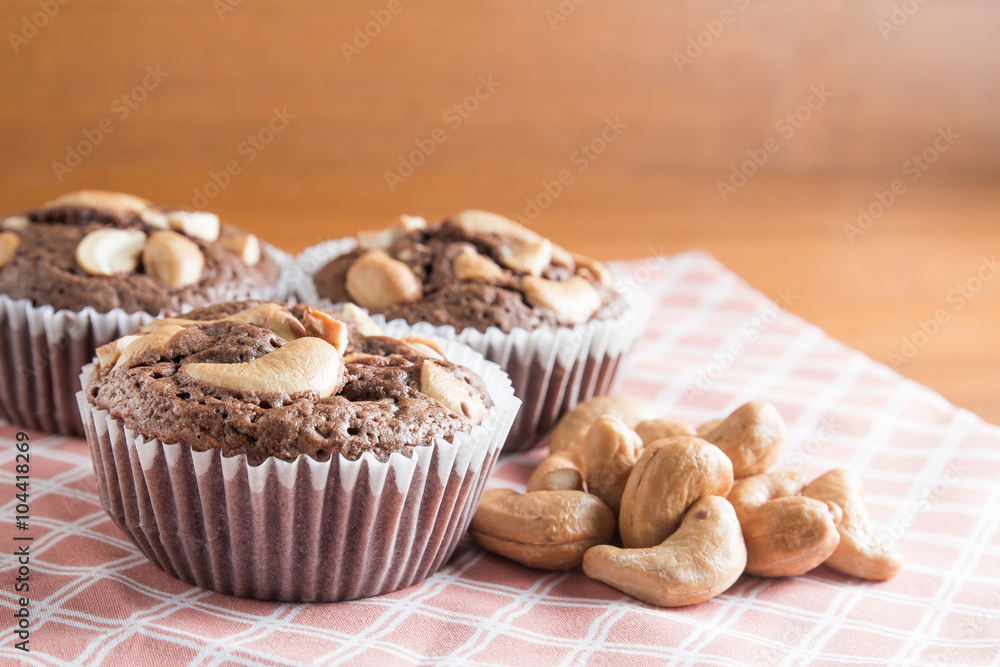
xmin=1 ymin=0 xmax=998 ymax=423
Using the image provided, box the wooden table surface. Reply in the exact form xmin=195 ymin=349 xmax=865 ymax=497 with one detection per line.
xmin=1 ymin=1 xmax=997 ymax=424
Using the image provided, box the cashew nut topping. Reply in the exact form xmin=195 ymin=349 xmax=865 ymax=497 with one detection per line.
xmin=166 ymin=210 xmax=221 ymax=242
xmin=802 ymin=469 xmax=904 ymax=580
xmin=146 ymin=303 xmax=308 ymax=342
xmin=570 ymin=251 xmax=613 ymax=287
xmin=184 ymin=336 xmax=344 ymax=397
xmin=0 ymin=232 xmax=21 ymax=269
xmin=550 ymin=395 xmax=657 ymax=454
xmin=75 ymin=228 xmax=148 ymax=276
xmin=111 ymin=325 xmax=187 ymax=370
xmin=402 ymin=336 xmax=446 ymax=360
xmin=1 ymin=215 xmax=29 ymax=230
xmin=301 ymin=307 xmax=349 ymax=352
xmin=522 ymin=275 xmax=602 ymax=325
xmin=583 ymin=495 xmax=747 ymax=607
xmin=451 ymin=210 xmax=542 ymax=245
xmin=728 ymin=471 xmax=842 ymax=577
xmin=142 ymin=230 xmax=205 ymax=288
xmin=452 ymin=245 xmax=506 ymax=282
xmin=46 ymin=190 xmax=150 ymax=214
xmin=96 ymin=334 xmax=141 ymax=369
xmin=584 ymin=415 xmax=642 ymax=514
xmin=470 ymin=489 xmax=616 ymax=570
xmin=634 ymin=418 xmax=696 ymax=446
xmin=701 ymin=401 xmax=785 ymax=478
xmin=526 ymin=450 xmax=584 ymax=492
xmin=619 ymin=436 xmax=734 ymax=548
xmin=221 ymin=232 xmax=261 ymax=265
xmin=338 ymin=302 xmax=383 ymax=336
xmin=139 ymin=209 xmax=169 ymax=228
xmin=499 ymin=238 xmax=552 ymax=276
xmin=357 ymin=214 xmax=427 ymax=250
xmin=696 ymin=418 xmax=723 ymax=439
xmin=345 ymin=249 xmax=423 ymax=309
xmin=420 ymin=360 xmax=487 ymax=424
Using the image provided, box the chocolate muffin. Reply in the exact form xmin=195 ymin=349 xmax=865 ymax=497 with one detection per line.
xmin=298 ymin=210 xmax=647 ymax=452
xmin=79 ymin=300 xmax=519 ymax=601
xmin=311 ymin=210 xmax=625 ymax=332
xmin=0 ymin=190 xmax=288 ymax=436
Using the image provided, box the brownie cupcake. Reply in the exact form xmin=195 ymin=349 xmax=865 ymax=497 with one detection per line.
xmin=0 ymin=190 xmax=289 ymax=436
xmin=296 ymin=210 xmax=648 ymax=452
xmin=78 ymin=300 xmax=518 ymax=602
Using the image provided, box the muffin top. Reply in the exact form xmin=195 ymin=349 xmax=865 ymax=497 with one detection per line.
xmin=311 ymin=210 xmax=624 ymax=333
xmin=86 ymin=300 xmax=493 ymax=465
xmin=0 ymin=190 xmax=281 ymax=314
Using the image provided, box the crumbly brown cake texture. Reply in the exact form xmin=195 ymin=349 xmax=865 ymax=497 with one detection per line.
xmin=0 ymin=190 xmax=281 ymax=314
xmin=85 ymin=300 xmax=493 ymax=465
xmin=312 ymin=210 xmax=625 ymax=333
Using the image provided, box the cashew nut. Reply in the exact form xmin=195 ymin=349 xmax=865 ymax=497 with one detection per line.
xmin=420 ymin=359 xmax=487 ymax=425
xmin=521 ymin=275 xmax=602 ymax=325
xmin=619 ymin=436 xmax=734 ymax=548
xmin=108 ymin=325 xmax=186 ymax=370
xmin=142 ymin=230 xmax=205 ymax=287
xmin=166 ymin=210 xmax=220 ymax=242
xmin=1 ymin=215 xmax=29 ymax=230
xmin=301 ymin=307 xmax=349 ymax=352
xmin=451 ymin=210 xmax=541 ymax=245
xmin=526 ymin=450 xmax=584 ymax=492
xmin=338 ymin=302 xmax=383 ymax=336
xmin=499 ymin=239 xmax=552 ymax=276
xmin=184 ymin=337 xmax=344 ymax=397
xmin=452 ymin=245 xmax=506 ymax=282
xmin=147 ymin=303 xmax=308 ymax=342
xmin=570 ymin=251 xmax=613 ymax=287
xmin=0 ymin=232 xmax=21 ymax=269
xmin=221 ymin=232 xmax=261 ymax=265
xmin=470 ymin=489 xmax=616 ymax=570
xmin=75 ymin=228 xmax=148 ymax=276
xmin=583 ymin=415 xmax=642 ymax=514
xmin=802 ymin=469 xmax=904 ymax=580
xmin=728 ymin=471 xmax=842 ymax=577
xmin=345 ymin=249 xmax=423 ymax=309
xmin=701 ymin=401 xmax=785 ymax=478
xmin=47 ymin=190 xmax=150 ymax=214
xmin=583 ymin=495 xmax=747 ymax=607
xmin=696 ymin=418 xmax=723 ymax=438
xmin=402 ymin=336 xmax=446 ymax=360
xmin=357 ymin=214 xmax=427 ymax=250
xmin=634 ymin=418 xmax=696 ymax=446
xmin=549 ymin=395 xmax=657 ymax=454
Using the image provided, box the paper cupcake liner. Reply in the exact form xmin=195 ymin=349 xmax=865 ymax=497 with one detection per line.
xmin=77 ymin=339 xmax=519 ymax=602
xmin=294 ymin=237 xmax=650 ymax=453
xmin=0 ymin=246 xmax=294 ymax=437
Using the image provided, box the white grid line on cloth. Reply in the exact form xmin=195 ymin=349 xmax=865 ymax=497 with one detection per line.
xmin=892 ymin=454 xmax=1000 ymax=666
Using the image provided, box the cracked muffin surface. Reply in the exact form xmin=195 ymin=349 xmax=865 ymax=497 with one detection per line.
xmin=86 ymin=300 xmax=493 ymax=465
xmin=0 ymin=190 xmax=281 ymax=314
xmin=312 ymin=210 xmax=625 ymax=333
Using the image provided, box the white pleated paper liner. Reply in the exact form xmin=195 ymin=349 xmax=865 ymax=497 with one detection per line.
xmin=0 ymin=245 xmax=294 ymax=437
xmin=293 ymin=237 xmax=650 ymax=452
xmin=77 ymin=339 xmax=520 ymax=602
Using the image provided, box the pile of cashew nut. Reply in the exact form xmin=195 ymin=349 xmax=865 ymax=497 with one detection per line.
xmin=470 ymin=396 xmax=904 ymax=607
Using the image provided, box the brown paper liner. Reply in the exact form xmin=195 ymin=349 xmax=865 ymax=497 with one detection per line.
xmin=77 ymin=340 xmax=519 ymax=602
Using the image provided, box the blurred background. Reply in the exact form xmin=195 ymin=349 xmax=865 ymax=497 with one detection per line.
xmin=1 ymin=0 xmax=998 ymax=421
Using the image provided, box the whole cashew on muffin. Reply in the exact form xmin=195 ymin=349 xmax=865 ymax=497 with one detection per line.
xmin=471 ymin=395 xmax=905 ymax=607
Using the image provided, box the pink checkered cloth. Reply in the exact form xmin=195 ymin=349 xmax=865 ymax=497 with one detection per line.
xmin=2 ymin=251 xmax=999 ymax=666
